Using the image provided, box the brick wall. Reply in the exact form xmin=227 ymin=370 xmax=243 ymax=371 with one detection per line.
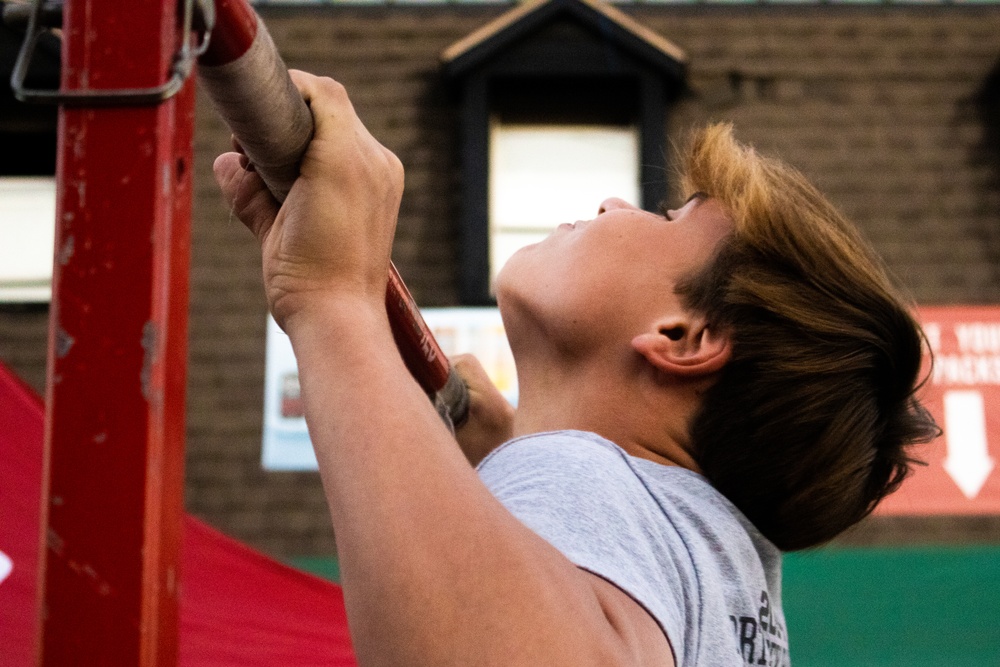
xmin=645 ymin=7 xmax=1000 ymax=304
xmin=2 ymin=5 xmax=999 ymax=556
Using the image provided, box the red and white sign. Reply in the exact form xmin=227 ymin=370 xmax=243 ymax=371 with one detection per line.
xmin=878 ymin=306 xmax=1000 ymax=514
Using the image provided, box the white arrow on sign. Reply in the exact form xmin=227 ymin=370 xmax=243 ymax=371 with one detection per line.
xmin=0 ymin=550 xmax=12 ymax=586
xmin=943 ymin=390 xmax=995 ymax=499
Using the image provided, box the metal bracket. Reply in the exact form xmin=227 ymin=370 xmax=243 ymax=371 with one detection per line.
xmin=8 ymin=0 xmax=215 ymax=106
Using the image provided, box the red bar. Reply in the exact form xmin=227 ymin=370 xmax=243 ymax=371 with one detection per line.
xmin=198 ymin=0 xmax=259 ymax=67
xmin=387 ymin=265 xmax=451 ymax=395
xmin=39 ymin=0 xmax=192 ymax=664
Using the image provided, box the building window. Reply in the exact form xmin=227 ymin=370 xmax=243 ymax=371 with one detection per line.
xmin=488 ymin=122 xmax=640 ymax=290
xmin=442 ymin=0 xmax=685 ymax=304
xmin=0 ymin=177 xmax=56 ymax=303
xmin=1 ymin=26 xmax=59 ymax=304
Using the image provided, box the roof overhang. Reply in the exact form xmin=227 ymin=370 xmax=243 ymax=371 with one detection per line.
xmin=442 ymin=0 xmax=686 ymax=82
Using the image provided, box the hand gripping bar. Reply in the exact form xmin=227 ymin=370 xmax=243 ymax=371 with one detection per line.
xmin=197 ymin=0 xmax=469 ymax=430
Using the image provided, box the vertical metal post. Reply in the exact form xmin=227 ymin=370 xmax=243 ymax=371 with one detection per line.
xmin=38 ymin=0 xmax=192 ymax=664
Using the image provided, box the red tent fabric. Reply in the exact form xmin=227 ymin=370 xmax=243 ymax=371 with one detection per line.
xmin=0 ymin=361 xmax=357 ymax=666
xmin=0 ymin=361 xmax=45 ymax=666
xmin=179 ymin=518 xmax=357 ymax=667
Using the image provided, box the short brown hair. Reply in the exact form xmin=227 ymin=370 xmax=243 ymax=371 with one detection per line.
xmin=676 ymin=124 xmax=939 ymax=551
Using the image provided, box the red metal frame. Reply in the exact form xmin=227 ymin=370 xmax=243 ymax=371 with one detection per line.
xmin=38 ymin=0 xmax=193 ymax=664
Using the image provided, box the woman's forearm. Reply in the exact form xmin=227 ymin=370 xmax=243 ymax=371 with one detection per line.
xmin=286 ymin=301 xmax=626 ymax=667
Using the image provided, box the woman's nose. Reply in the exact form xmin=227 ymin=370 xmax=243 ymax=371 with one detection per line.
xmin=597 ymin=197 xmax=636 ymax=215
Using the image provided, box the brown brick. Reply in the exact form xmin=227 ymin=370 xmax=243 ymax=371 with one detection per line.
xmin=4 ymin=5 xmax=1000 ymax=556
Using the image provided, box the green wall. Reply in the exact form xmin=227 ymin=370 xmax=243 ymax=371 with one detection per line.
xmin=293 ymin=546 xmax=1000 ymax=665
xmin=784 ymin=547 xmax=1000 ymax=666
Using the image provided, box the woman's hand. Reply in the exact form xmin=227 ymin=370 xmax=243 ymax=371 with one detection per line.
xmin=213 ymin=71 xmax=404 ymax=330
xmin=452 ymin=354 xmax=515 ymax=467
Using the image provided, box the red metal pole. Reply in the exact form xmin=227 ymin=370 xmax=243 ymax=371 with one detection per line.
xmin=38 ymin=0 xmax=192 ymax=664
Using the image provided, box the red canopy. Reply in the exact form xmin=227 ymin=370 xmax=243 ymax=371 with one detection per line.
xmin=0 ymin=361 xmax=357 ymax=666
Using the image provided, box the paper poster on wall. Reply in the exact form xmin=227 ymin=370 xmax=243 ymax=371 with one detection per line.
xmin=261 ymin=316 xmax=315 ymax=470
xmin=261 ymin=308 xmax=516 ymax=471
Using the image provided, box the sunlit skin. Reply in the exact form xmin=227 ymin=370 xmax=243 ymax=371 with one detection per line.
xmin=495 ymin=194 xmax=735 ymax=470
xmin=214 ymin=70 xmax=737 ymax=667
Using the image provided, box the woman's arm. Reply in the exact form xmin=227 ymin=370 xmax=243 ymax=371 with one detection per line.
xmin=451 ymin=354 xmax=515 ymax=467
xmin=214 ymin=71 xmax=673 ymax=667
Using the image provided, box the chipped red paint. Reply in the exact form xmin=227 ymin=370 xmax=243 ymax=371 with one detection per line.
xmin=40 ymin=1 xmax=192 ymax=664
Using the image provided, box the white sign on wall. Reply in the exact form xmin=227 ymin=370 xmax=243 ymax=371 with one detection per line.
xmin=0 ymin=177 xmax=56 ymax=303
xmin=261 ymin=308 xmax=517 ymax=471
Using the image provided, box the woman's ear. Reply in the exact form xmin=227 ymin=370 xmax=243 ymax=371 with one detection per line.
xmin=631 ymin=315 xmax=731 ymax=377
